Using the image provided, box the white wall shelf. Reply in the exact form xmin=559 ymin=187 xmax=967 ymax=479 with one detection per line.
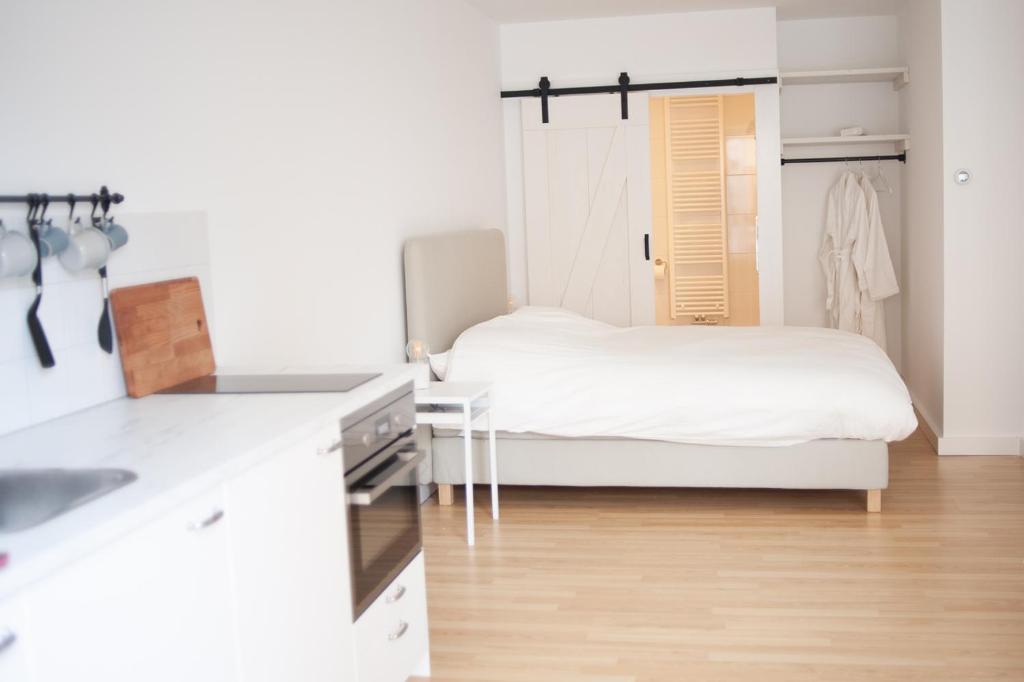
xmin=780 ymin=67 xmax=909 ymax=90
xmin=782 ymin=134 xmax=910 ymax=152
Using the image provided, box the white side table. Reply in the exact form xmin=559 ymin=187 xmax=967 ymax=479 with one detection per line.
xmin=414 ymin=381 xmax=498 ymax=546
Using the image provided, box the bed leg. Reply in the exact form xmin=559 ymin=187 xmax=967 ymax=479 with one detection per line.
xmin=438 ymin=484 xmax=454 ymax=506
xmin=866 ymin=489 xmax=882 ymax=513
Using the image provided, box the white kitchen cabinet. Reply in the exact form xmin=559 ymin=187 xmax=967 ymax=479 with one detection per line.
xmin=23 ymin=488 xmax=238 ymax=682
xmin=0 ymin=372 xmax=425 ymax=682
xmin=0 ymin=597 xmax=31 ymax=681
xmin=354 ymin=551 xmax=430 ymax=682
xmin=224 ymin=426 xmax=357 ymax=681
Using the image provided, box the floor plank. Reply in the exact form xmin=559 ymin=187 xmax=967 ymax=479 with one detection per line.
xmin=420 ymin=429 xmax=1024 ymax=681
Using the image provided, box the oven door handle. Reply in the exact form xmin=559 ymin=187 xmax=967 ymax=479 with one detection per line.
xmin=347 ymin=449 xmax=426 ymax=507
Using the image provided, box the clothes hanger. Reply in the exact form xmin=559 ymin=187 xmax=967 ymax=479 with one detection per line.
xmin=66 ymin=194 xmax=77 ymax=231
xmin=875 ymin=158 xmax=894 ymax=195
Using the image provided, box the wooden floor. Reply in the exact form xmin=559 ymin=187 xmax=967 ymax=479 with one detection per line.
xmin=418 ymin=429 xmax=1024 ymax=681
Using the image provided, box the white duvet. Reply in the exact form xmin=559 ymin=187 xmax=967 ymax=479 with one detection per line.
xmin=442 ymin=307 xmax=917 ymax=446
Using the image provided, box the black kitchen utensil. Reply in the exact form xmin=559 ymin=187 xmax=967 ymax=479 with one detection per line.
xmin=26 ymin=195 xmax=55 ymax=368
xmin=91 ymin=193 xmax=114 ymax=354
xmin=97 ymin=265 xmax=113 ymax=353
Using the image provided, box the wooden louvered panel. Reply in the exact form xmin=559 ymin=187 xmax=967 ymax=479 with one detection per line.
xmin=663 ymin=95 xmax=729 ymax=320
xmin=672 ymin=275 xmax=728 ymax=314
xmin=668 ymin=96 xmax=719 ymax=106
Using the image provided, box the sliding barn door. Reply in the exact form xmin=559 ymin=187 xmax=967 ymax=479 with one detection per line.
xmin=521 ymin=94 xmax=654 ymax=326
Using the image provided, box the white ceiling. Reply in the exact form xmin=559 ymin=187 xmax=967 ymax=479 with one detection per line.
xmin=467 ymin=0 xmax=903 ymax=23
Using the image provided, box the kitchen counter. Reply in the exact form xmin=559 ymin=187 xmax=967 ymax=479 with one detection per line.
xmin=0 ymin=365 xmax=417 ymax=599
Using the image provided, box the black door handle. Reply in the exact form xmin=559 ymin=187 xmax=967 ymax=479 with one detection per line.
xmin=643 ymin=234 xmax=650 ymax=261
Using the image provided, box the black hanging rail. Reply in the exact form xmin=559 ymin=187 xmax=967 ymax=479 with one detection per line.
xmin=501 ymin=72 xmax=779 ymax=123
xmin=781 ymin=152 xmax=907 ymax=166
xmin=0 ymin=186 xmax=125 ymax=205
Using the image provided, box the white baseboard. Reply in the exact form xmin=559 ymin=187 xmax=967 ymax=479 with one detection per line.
xmin=908 ymin=391 xmax=1022 ymax=456
xmin=913 ymin=407 xmax=940 ymax=453
xmin=937 ymin=435 xmax=1023 ymax=456
xmin=908 ymin=394 xmax=941 ymax=453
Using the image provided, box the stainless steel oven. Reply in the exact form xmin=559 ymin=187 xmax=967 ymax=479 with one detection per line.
xmin=342 ymin=383 xmax=423 ymax=620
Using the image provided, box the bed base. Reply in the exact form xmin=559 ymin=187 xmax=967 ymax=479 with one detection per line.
xmin=437 ymin=483 xmax=882 ymax=512
xmin=431 ymin=432 xmax=887 ymax=513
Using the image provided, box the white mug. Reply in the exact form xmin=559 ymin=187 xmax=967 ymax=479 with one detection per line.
xmin=0 ymin=221 xmax=38 ymax=278
xmin=59 ymin=218 xmax=110 ymax=272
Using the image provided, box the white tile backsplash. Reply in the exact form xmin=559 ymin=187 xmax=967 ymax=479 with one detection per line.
xmin=0 ymin=211 xmax=212 ymax=436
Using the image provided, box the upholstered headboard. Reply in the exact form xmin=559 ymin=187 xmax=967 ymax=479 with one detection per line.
xmin=403 ymin=229 xmax=508 ymax=353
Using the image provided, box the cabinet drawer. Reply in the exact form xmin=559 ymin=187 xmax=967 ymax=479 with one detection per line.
xmin=354 ymin=552 xmax=429 ymax=682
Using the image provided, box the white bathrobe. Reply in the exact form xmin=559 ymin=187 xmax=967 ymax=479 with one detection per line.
xmin=819 ymin=171 xmax=867 ymax=334
xmin=854 ymin=174 xmax=900 ymax=348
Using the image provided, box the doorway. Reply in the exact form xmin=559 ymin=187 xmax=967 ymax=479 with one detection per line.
xmin=649 ymin=93 xmax=760 ymax=326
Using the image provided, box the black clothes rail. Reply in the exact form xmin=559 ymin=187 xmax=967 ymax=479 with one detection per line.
xmin=0 ymin=186 xmax=125 ymax=206
xmin=501 ymin=72 xmax=779 ymax=123
xmin=781 ymin=152 xmax=907 ymax=166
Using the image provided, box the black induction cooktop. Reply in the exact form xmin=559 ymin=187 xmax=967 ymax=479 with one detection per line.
xmin=158 ymin=373 xmax=380 ymax=395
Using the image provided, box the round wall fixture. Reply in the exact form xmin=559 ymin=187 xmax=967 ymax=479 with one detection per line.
xmin=954 ymin=169 xmax=971 ymax=185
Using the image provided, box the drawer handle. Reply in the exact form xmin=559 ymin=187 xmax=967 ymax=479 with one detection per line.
xmin=385 ymin=584 xmax=406 ymax=604
xmin=0 ymin=628 xmax=16 ymax=655
xmin=388 ymin=621 xmax=409 ymax=641
xmin=187 ymin=509 xmax=224 ymax=531
xmin=318 ymin=439 xmax=343 ymax=456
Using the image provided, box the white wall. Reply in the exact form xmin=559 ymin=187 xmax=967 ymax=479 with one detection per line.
xmin=0 ymin=0 xmax=506 ymax=431
xmin=898 ymin=0 xmax=1024 ymax=455
xmin=938 ymin=0 xmax=1024 ymax=455
xmin=498 ymin=8 xmax=785 ymax=324
xmin=898 ymin=0 xmax=945 ymax=437
xmin=500 ymin=9 xmax=778 ymax=90
xmin=778 ymin=16 xmax=904 ymax=367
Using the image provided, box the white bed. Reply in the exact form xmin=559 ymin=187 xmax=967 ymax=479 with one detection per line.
xmin=404 ymin=229 xmax=917 ymax=512
xmin=440 ymin=306 xmax=916 ymax=447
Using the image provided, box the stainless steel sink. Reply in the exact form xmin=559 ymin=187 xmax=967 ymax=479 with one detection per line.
xmin=0 ymin=468 xmax=138 ymax=533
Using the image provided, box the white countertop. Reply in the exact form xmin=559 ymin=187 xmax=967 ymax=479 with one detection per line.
xmin=0 ymin=365 xmax=417 ymax=599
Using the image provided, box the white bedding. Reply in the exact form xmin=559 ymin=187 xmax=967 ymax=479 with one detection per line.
xmin=443 ymin=307 xmax=917 ymax=446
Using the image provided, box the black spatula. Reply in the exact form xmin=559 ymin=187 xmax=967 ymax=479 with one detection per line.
xmin=26 ymin=197 xmax=55 ymax=368
xmin=98 ymin=264 xmax=113 ymax=353
xmin=95 ymin=191 xmax=114 ymax=354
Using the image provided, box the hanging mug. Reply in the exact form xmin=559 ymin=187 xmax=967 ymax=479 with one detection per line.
xmin=60 ymin=217 xmax=110 ymax=272
xmin=37 ymin=219 xmax=70 ymax=258
xmin=0 ymin=220 xmax=38 ymax=278
xmin=101 ymin=216 xmax=129 ymax=251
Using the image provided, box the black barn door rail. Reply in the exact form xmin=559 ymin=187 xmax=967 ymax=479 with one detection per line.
xmin=501 ymin=72 xmax=779 ymax=123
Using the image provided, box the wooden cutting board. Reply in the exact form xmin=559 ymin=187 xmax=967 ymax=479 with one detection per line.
xmin=110 ymin=277 xmax=216 ymax=398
